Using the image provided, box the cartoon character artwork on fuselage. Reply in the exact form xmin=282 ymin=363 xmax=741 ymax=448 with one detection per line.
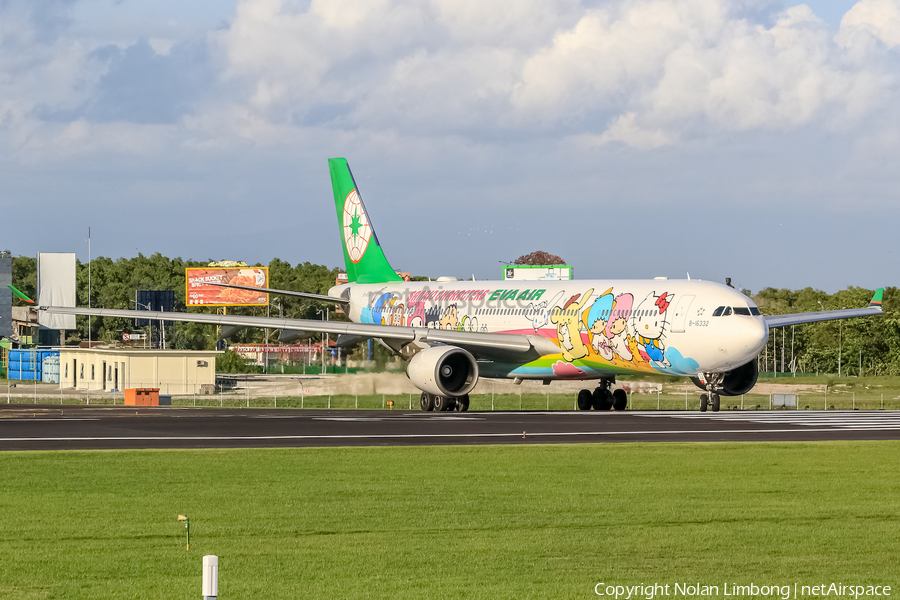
xmin=345 ymin=279 xmax=762 ymax=380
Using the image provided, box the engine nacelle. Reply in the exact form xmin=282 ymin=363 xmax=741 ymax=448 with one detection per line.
xmin=692 ymin=360 xmax=759 ymax=396
xmin=407 ymin=345 xmax=479 ymax=397
xmin=278 ymin=329 xmax=312 ymax=344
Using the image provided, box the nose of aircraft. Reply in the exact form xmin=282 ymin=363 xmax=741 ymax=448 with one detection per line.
xmin=742 ymin=317 xmax=769 ymax=359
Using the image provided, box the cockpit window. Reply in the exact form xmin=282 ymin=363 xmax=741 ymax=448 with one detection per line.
xmin=733 ymin=307 xmax=751 ymax=316
xmin=712 ymin=306 xmax=725 ymax=317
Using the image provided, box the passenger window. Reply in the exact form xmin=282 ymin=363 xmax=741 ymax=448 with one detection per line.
xmin=712 ymin=306 xmax=724 ymax=317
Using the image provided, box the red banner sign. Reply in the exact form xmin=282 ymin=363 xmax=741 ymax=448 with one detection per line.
xmin=186 ymin=267 xmax=269 ymax=307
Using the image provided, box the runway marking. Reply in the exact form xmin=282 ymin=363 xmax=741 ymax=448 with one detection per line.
xmin=645 ymin=411 xmax=900 ymax=430
xmin=0 ymin=427 xmax=892 ymax=443
xmin=0 ymin=418 xmax=101 ymax=422
xmin=312 ymin=416 xmax=483 ymax=422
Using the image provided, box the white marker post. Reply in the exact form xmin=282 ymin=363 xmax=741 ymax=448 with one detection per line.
xmin=202 ymin=555 xmax=218 ymax=600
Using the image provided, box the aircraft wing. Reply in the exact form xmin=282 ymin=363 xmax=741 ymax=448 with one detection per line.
xmin=40 ymin=306 xmax=553 ymax=361
xmin=763 ymin=288 xmax=884 ymax=327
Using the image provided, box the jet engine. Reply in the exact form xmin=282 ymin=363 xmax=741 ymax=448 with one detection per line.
xmin=407 ymin=345 xmax=479 ymax=397
xmin=692 ymin=360 xmax=758 ymax=396
xmin=277 ymin=329 xmax=312 ymax=344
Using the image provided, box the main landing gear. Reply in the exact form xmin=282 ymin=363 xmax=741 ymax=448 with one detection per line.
xmin=420 ymin=392 xmax=469 ymax=412
xmin=576 ymin=379 xmax=628 ymax=412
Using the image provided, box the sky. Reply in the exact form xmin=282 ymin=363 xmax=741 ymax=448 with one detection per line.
xmin=1 ymin=0 xmax=898 ymax=294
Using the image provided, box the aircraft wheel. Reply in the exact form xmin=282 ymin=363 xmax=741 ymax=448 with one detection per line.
xmin=699 ymin=393 xmax=708 ymax=412
xmin=711 ymin=394 xmax=721 ymax=412
xmin=434 ymin=395 xmax=452 ymax=412
xmin=612 ymin=388 xmax=628 ymax=411
xmin=592 ymin=388 xmax=612 ymax=411
xmin=455 ymin=394 xmax=470 ymax=412
xmin=420 ymin=392 xmax=435 ymax=412
xmin=576 ymin=389 xmax=592 ymax=411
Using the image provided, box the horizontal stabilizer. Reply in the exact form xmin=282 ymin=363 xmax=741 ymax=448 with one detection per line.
xmin=8 ymin=285 xmax=34 ymax=304
xmin=209 ymin=282 xmax=347 ymax=304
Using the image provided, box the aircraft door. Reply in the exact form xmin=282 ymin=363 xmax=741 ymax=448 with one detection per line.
xmin=670 ymin=295 xmax=695 ymax=333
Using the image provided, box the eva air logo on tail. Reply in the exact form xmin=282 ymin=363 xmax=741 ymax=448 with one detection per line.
xmin=342 ymin=190 xmax=372 ymax=263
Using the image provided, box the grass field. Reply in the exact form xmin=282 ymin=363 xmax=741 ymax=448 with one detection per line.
xmin=2 ymin=442 xmax=899 ymax=599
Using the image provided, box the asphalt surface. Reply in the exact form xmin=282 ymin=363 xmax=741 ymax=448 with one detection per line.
xmin=1 ymin=405 xmax=900 ymax=450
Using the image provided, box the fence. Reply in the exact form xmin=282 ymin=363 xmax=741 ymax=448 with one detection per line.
xmin=3 ymin=378 xmax=899 ymax=411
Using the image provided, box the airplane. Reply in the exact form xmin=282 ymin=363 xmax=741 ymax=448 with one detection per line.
xmin=43 ymin=158 xmax=885 ymax=412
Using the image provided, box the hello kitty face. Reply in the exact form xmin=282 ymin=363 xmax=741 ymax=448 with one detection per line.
xmin=527 ymin=291 xmax=565 ymax=331
xmin=631 ymin=292 xmax=671 ymax=340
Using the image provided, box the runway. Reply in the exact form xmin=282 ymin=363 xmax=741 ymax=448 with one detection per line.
xmin=2 ymin=405 xmax=900 ymax=450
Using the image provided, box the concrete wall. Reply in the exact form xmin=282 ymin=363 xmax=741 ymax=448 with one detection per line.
xmin=59 ymin=349 xmax=219 ymax=394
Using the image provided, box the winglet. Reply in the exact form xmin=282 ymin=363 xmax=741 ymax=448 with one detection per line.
xmin=8 ymin=285 xmax=34 ymax=304
xmin=868 ymin=288 xmax=884 ymax=309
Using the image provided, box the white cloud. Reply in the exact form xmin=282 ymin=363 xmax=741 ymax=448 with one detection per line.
xmin=588 ymin=113 xmax=674 ymax=148
xmin=838 ymin=0 xmax=900 ymax=47
xmin=196 ymin=0 xmax=900 ymax=150
xmin=513 ymin=0 xmax=897 ymax=146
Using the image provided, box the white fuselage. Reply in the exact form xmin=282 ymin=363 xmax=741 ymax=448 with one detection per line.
xmin=330 ymin=278 xmax=769 ymax=380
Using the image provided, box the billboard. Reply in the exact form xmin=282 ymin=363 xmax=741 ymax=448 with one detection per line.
xmin=186 ymin=267 xmax=269 ymax=307
xmin=135 ymin=290 xmax=176 ymax=327
xmin=502 ymin=265 xmax=572 ymax=281
xmin=37 ymin=252 xmax=76 ymax=330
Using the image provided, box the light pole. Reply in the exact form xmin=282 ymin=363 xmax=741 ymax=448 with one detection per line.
xmin=132 ymin=299 xmax=151 ymax=349
xmin=317 ymin=308 xmax=329 ymax=374
xmin=265 ymin=298 xmax=282 ymax=374
xmin=839 ymin=307 xmax=845 ymax=377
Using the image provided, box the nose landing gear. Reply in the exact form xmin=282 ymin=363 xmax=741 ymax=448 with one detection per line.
xmin=699 ymin=393 xmax=720 ymax=412
xmin=698 ymin=373 xmax=724 ymax=412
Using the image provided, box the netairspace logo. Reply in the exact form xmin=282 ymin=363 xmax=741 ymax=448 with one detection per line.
xmin=593 ymin=583 xmax=892 ymax=599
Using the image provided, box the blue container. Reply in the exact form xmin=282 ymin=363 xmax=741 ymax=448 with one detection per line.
xmin=7 ymin=349 xmax=60 ymax=381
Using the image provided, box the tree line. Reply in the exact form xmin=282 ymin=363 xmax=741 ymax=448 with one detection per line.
xmin=10 ymin=255 xmax=899 ymax=375
xmin=754 ymin=286 xmax=900 ymax=376
xmin=11 ymin=254 xmax=342 ymax=350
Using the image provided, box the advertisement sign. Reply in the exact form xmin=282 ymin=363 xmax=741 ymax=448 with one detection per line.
xmin=186 ymin=267 xmax=269 ymax=307
xmin=37 ymin=252 xmax=76 ymax=330
xmin=502 ymin=265 xmax=572 ymax=281
xmin=135 ymin=290 xmax=175 ymax=326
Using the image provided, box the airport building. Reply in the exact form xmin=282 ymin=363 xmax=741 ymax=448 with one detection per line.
xmin=59 ymin=348 xmax=220 ymax=394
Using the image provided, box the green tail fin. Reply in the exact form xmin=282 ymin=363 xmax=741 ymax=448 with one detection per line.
xmin=868 ymin=288 xmax=884 ymax=308
xmin=329 ymin=158 xmax=402 ymax=284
